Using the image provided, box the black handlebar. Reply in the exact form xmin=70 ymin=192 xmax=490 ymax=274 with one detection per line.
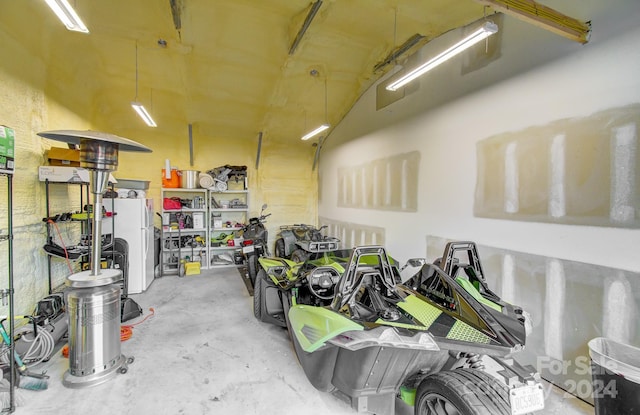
xmin=243 ymin=212 xmax=270 ymax=230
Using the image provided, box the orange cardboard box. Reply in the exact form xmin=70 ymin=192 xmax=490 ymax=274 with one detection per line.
xmin=47 ymin=147 xmax=80 ymax=167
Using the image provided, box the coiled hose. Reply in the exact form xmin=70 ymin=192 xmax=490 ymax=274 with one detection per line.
xmin=0 ymin=324 xmax=55 ymax=367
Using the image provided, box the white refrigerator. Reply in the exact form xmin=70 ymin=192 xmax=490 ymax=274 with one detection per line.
xmin=112 ymin=198 xmax=155 ymax=294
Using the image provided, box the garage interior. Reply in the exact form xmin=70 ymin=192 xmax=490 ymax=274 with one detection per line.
xmin=1 ymin=0 xmax=639 ymax=414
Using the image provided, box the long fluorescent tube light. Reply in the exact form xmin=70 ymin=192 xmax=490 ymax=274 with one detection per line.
xmin=386 ymin=21 xmax=498 ymax=91
xmin=131 ymin=102 xmax=157 ymax=127
xmin=43 ymin=0 xmax=89 ymax=33
xmin=301 ymin=124 xmax=330 ymax=141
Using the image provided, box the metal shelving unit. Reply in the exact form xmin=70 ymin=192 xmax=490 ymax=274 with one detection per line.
xmin=160 ymin=188 xmax=208 ymax=275
xmin=209 ymin=189 xmax=248 ymax=268
xmin=0 ymin=168 xmax=16 ymax=413
xmin=43 ymin=179 xmax=90 ymax=293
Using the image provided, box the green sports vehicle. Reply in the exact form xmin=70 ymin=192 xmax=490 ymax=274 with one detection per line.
xmin=253 ymin=241 xmax=545 ymax=415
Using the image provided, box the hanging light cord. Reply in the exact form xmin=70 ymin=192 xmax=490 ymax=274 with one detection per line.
xmin=134 ymin=42 xmax=139 ymax=100
xmin=484 ymin=6 xmax=490 ymax=53
xmin=393 ymin=7 xmax=398 ymax=67
xmin=324 ymin=77 xmax=328 ymax=124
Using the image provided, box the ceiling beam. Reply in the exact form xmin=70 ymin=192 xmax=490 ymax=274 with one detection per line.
xmin=475 ymin=0 xmax=591 ymax=44
xmin=169 ymin=0 xmax=183 ymax=36
xmin=373 ymin=33 xmax=425 ymax=73
xmin=289 ymin=0 xmax=323 ymax=55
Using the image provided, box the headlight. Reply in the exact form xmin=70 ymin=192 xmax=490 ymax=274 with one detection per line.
xmin=267 ymin=266 xmax=287 ymax=278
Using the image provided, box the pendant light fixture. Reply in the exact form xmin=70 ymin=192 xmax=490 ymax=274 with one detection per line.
xmin=43 ymin=0 xmax=89 ymax=33
xmin=131 ymin=43 xmax=157 ymax=127
xmin=301 ymin=72 xmax=330 ymax=141
xmin=301 ymin=124 xmax=330 ymax=141
xmin=386 ymin=21 xmax=498 ymax=91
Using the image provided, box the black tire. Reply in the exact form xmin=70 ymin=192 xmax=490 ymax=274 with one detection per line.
xmin=414 ymin=369 xmax=511 ymax=415
xmin=247 ymin=254 xmax=258 ymax=286
xmin=253 ymin=269 xmax=266 ymax=319
xmin=290 ymin=249 xmax=308 ymax=263
xmin=274 ymin=238 xmax=286 ymax=258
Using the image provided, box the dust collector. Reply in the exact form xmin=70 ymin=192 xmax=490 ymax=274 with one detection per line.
xmin=38 ymin=130 xmax=151 ymax=388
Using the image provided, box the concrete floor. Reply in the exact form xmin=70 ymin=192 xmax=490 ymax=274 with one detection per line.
xmin=13 ymin=267 xmax=595 ymax=414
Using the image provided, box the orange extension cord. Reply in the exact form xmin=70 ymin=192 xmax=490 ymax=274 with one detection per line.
xmin=47 ymin=219 xmax=74 ymax=273
xmin=62 ymin=308 xmax=155 ymax=358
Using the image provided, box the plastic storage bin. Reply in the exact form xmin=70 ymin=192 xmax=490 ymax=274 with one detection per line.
xmin=162 ymin=168 xmax=180 ymax=188
xmin=588 ymin=337 xmax=640 ymax=414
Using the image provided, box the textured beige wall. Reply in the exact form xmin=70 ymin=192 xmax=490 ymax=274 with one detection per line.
xmin=0 ymin=28 xmax=92 ymax=316
xmin=112 ymin=127 xmax=319 ymax=253
xmin=0 ymin=23 xmax=318 ymax=317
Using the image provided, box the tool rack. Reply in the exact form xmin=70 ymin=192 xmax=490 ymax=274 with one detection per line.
xmin=0 ymin=168 xmax=17 ymax=413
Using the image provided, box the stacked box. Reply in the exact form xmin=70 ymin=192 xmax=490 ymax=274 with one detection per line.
xmin=192 ymin=212 xmax=205 ymax=229
xmin=38 ymin=166 xmax=117 ymax=183
xmin=0 ymin=125 xmax=15 ymax=173
xmin=47 ymin=147 xmax=80 ymax=167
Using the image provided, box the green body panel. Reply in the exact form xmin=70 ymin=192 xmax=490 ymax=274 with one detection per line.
xmin=374 ymin=319 xmax=428 ymax=331
xmin=398 ymin=295 xmax=443 ymax=328
xmin=455 ymin=277 xmax=502 ymax=312
xmin=258 ymin=257 xmax=300 ymax=284
xmin=288 ymin=305 xmax=363 ymax=353
xmin=446 ymin=319 xmax=491 ymax=344
xmin=259 ymin=257 xmax=295 ymax=269
xmin=358 ymin=254 xmax=396 ymax=266
xmin=399 ymin=386 xmax=416 ymax=406
xmin=398 ymin=294 xmax=492 ymax=344
xmin=308 ymin=257 xmax=346 ymax=273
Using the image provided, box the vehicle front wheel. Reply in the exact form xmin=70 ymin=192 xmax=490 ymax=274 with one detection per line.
xmin=414 ymin=369 xmax=510 ymax=415
xmin=274 ymin=238 xmax=286 ymax=258
xmin=247 ymin=255 xmax=258 ymax=287
xmin=253 ymin=269 xmax=266 ymax=319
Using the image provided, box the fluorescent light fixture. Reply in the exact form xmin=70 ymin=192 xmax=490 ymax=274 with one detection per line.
xmin=301 ymin=123 xmax=330 ymax=141
xmin=386 ymin=21 xmax=498 ymax=91
xmin=474 ymin=0 xmax=590 ymax=44
xmin=43 ymin=0 xmax=89 ymax=33
xmin=131 ymin=102 xmax=157 ymax=128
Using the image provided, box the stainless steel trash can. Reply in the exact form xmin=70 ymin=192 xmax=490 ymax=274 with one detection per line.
xmin=588 ymin=337 xmax=640 ymax=415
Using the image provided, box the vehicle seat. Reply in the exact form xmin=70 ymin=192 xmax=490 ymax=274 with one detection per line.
xmin=454 ymin=265 xmax=502 ymax=312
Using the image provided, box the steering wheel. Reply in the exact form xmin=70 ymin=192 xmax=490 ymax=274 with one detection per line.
xmin=307 ymin=267 xmax=340 ymax=300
